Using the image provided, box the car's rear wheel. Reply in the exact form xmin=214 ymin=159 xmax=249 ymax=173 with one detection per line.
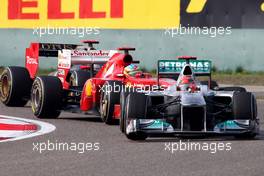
xmin=31 ymin=76 xmax=63 ymax=119
xmin=124 ymin=93 xmax=148 ymax=140
xmin=0 ymin=67 xmax=32 ymax=107
xmin=100 ymin=81 xmax=122 ymax=124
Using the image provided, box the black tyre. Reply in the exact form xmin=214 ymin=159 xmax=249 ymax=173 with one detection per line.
xmin=100 ymin=81 xmax=122 ymax=124
xmin=69 ymin=70 xmax=90 ymax=87
xmin=31 ymin=76 xmax=63 ymax=118
xmin=0 ymin=67 xmax=32 ymax=107
xmin=233 ymin=92 xmax=257 ymax=139
xmin=200 ymin=80 xmax=218 ymax=89
xmin=220 ymin=86 xmax=246 ymax=92
xmin=126 ymin=93 xmax=148 ymax=119
xmin=233 ymin=92 xmax=256 ymax=120
xmin=119 ymin=87 xmax=135 ymax=132
xmin=119 ymin=90 xmax=127 ymax=132
xmin=124 ymin=93 xmax=148 ymax=140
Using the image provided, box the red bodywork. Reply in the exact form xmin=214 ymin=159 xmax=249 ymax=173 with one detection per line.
xmin=25 ymin=42 xmax=177 ymax=119
xmin=79 ymin=50 xmax=177 ymax=118
xmin=25 ymin=43 xmax=39 ymax=79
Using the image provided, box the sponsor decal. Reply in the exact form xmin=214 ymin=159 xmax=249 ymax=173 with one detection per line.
xmin=26 ymin=56 xmax=38 ymax=65
xmin=0 ymin=0 xmax=263 ymax=28
xmin=159 ymin=60 xmax=211 ymax=73
xmin=0 ymin=0 xmax=177 ymax=29
xmin=71 ymin=50 xmax=110 ymax=57
xmin=58 ymin=50 xmax=71 ymax=69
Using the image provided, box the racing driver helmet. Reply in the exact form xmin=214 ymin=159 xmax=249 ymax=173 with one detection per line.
xmin=180 ymin=75 xmax=194 ymax=84
xmin=124 ymin=64 xmax=141 ymax=77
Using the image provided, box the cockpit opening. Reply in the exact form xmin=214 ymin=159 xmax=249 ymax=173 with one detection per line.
xmin=183 ymin=66 xmax=193 ymax=75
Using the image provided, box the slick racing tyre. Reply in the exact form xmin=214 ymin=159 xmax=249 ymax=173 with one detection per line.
xmin=0 ymin=67 xmax=32 ymax=107
xmin=69 ymin=70 xmax=91 ymax=87
xmin=124 ymin=92 xmax=148 ymax=141
xmin=219 ymin=86 xmax=246 ymax=92
xmin=100 ymin=81 xmax=122 ymax=124
xmin=119 ymin=87 xmax=135 ymax=133
xmin=31 ymin=76 xmax=63 ymax=119
xmin=119 ymin=90 xmax=128 ymax=133
xmin=233 ymin=92 xmax=257 ymax=139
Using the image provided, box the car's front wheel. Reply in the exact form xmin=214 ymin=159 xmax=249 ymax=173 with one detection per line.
xmin=31 ymin=76 xmax=63 ymax=119
xmin=233 ymin=92 xmax=257 ymax=139
xmin=124 ymin=92 xmax=148 ymax=141
xmin=100 ymin=81 xmax=122 ymax=124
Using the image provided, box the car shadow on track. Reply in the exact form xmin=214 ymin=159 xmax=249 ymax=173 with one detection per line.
xmin=59 ymin=117 xmax=103 ymax=123
xmin=139 ymin=130 xmax=264 ymax=143
xmin=58 ymin=116 xmax=120 ymax=125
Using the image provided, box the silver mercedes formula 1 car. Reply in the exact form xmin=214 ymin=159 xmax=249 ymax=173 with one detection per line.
xmin=120 ymin=57 xmax=260 ymax=140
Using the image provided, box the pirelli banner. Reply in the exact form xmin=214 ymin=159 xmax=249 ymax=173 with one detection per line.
xmin=0 ymin=0 xmax=264 ymax=29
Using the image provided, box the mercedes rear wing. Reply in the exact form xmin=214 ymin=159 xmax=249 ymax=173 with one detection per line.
xmin=157 ymin=57 xmax=212 ymax=81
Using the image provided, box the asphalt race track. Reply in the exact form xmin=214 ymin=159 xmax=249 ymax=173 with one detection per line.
xmin=0 ymin=101 xmax=263 ymax=176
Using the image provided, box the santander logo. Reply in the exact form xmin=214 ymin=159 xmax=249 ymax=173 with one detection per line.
xmin=72 ymin=50 xmax=110 ymax=57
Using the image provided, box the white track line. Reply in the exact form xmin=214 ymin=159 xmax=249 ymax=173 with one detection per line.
xmin=0 ymin=130 xmax=35 ymax=138
xmin=0 ymin=115 xmax=56 ymax=143
xmin=0 ymin=118 xmax=29 ymax=125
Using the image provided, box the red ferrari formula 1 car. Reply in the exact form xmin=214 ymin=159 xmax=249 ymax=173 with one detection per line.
xmin=0 ymin=41 xmax=175 ymax=124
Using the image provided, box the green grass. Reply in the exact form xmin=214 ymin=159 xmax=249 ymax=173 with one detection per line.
xmin=212 ymin=72 xmax=264 ymax=85
xmin=148 ymin=67 xmax=264 ymax=85
xmin=37 ymin=68 xmax=56 ymax=75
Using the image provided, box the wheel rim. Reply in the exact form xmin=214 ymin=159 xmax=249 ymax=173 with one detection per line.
xmin=31 ymin=83 xmax=42 ymax=110
xmin=100 ymin=92 xmax=108 ymax=118
xmin=0 ymin=74 xmax=10 ymax=100
xmin=124 ymin=103 xmax=130 ymax=135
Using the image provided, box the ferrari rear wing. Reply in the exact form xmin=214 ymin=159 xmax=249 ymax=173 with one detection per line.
xmin=25 ymin=41 xmax=118 ymax=79
xmin=25 ymin=42 xmax=90 ymax=79
xmin=34 ymin=43 xmax=80 ymax=57
xmin=27 ymin=41 xmax=101 ymax=57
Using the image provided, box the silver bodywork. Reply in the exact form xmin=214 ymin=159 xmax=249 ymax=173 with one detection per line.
xmin=125 ymin=64 xmax=260 ymax=137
